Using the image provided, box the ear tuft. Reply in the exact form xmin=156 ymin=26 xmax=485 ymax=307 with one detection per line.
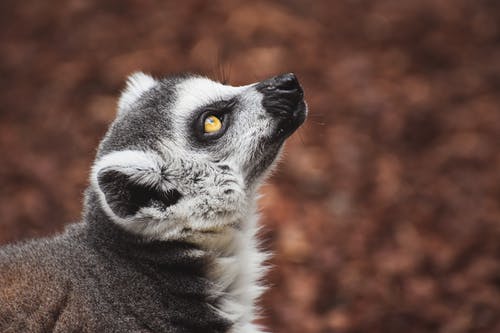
xmin=117 ymin=72 xmax=157 ymax=115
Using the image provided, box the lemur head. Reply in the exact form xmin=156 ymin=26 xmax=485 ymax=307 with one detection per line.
xmin=89 ymin=72 xmax=307 ymax=242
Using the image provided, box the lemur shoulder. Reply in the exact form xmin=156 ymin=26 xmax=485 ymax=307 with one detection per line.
xmin=0 ymin=72 xmax=307 ymax=333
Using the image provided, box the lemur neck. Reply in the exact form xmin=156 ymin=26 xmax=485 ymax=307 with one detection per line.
xmin=84 ymin=189 xmax=266 ymax=332
xmin=201 ymin=207 xmax=268 ymax=332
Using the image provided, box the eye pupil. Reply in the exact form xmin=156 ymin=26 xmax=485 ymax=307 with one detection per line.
xmin=204 ymin=115 xmax=222 ymax=133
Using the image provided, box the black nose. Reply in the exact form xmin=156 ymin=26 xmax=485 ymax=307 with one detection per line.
xmin=256 ymin=73 xmax=305 ymax=118
xmin=256 ymin=73 xmax=307 ymax=139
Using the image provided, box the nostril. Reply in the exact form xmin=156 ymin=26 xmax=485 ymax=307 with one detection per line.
xmin=259 ymin=73 xmax=300 ymax=92
xmin=273 ymin=73 xmax=299 ymax=91
xmin=276 ymin=73 xmax=297 ymax=89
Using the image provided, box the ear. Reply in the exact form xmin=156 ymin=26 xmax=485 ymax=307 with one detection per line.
xmin=92 ymin=151 xmax=182 ymax=220
xmin=117 ymin=72 xmax=157 ymax=115
xmin=96 ymin=169 xmax=182 ymax=219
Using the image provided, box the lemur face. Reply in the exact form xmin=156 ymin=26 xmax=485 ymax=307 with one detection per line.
xmin=91 ymin=73 xmax=306 ymax=241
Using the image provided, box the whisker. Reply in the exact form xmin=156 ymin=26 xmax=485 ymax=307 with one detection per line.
xmin=212 ymin=48 xmax=230 ymax=84
xmin=307 ymin=113 xmax=326 ymax=120
xmin=309 ymin=119 xmax=327 ymax=126
xmin=297 ymin=130 xmax=306 ymax=146
xmin=226 ymin=62 xmax=232 ymax=85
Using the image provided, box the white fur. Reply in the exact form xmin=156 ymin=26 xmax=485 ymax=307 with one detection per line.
xmin=209 ymin=208 xmax=270 ymax=333
xmin=118 ymin=72 xmax=157 ymax=114
xmin=174 ymin=77 xmax=251 ymax=115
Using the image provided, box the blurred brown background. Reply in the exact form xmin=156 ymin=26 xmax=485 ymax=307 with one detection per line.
xmin=1 ymin=1 xmax=500 ymax=332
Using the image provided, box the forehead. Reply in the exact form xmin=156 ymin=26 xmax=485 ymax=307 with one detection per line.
xmin=172 ymin=77 xmax=252 ymax=115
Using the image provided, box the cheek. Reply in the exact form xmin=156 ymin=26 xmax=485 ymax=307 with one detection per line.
xmin=206 ymin=110 xmax=273 ymax=165
xmin=233 ymin=119 xmax=285 ymax=181
xmin=231 ymin=131 xmax=273 ymax=172
xmin=233 ymin=109 xmax=274 ymax=138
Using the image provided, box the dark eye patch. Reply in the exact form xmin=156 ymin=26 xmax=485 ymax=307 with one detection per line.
xmin=190 ymin=98 xmax=237 ymax=144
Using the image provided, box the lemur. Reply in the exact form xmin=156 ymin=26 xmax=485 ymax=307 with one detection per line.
xmin=0 ymin=72 xmax=307 ymax=333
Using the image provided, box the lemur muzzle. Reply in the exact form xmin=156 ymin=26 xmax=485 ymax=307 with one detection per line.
xmin=256 ymin=73 xmax=307 ymax=139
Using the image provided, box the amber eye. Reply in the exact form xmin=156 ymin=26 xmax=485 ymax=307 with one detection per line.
xmin=204 ymin=115 xmax=222 ymax=133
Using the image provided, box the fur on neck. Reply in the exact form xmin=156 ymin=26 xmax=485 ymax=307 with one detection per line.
xmin=190 ymin=199 xmax=269 ymax=333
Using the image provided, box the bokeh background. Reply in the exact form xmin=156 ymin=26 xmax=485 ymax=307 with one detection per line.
xmin=1 ymin=1 xmax=500 ymax=332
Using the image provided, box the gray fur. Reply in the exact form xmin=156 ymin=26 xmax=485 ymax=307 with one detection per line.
xmin=0 ymin=73 xmax=306 ymax=333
